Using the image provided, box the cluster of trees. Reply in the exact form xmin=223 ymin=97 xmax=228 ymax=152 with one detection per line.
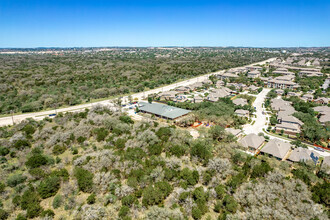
xmin=169 ymin=97 xmax=251 ymax=127
xmin=286 ymin=97 xmax=330 ymax=143
xmin=0 ymin=104 xmax=328 ymax=219
xmin=0 ymin=48 xmax=275 ymax=114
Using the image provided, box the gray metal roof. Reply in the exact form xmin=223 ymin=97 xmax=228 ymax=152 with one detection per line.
xmin=138 ymin=102 xmax=191 ymax=119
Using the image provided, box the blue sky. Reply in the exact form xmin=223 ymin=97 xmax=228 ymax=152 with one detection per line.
xmin=0 ymin=0 xmax=329 ymax=47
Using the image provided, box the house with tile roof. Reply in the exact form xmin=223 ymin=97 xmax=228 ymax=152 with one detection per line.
xmin=239 ymin=133 xmax=265 ymax=153
xmin=260 ymin=139 xmax=292 ymax=160
xmin=287 ymin=147 xmax=319 ymax=164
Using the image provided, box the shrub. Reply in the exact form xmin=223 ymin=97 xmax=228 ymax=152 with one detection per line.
xmin=20 ymin=188 xmax=40 ymax=210
xmin=222 ymin=195 xmax=237 ymax=213
xmin=119 ymin=115 xmax=134 ymax=124
xmin=122 ymin=195 xmax=137 ymax=207
xmin=118 ymin=205 xmax=130 ymax=218
xmin=0 ymin=209 xmax=9 ymax=220
xmin=40 ymin=209 xmax=55 ymax=218
xmin=29 ymin=168 xmax=46 ymax=180
xmin=13 ymin=139 xmax=31 ymax=149
xmin=169 ymin=145 xmax=186 ymax=157
xmin=50 ymin=168 xmax=70 ymax=181
xmin=192 ymin=208 xmax=202 ymax=220
xmin=52 ymin=195 xmax=62 ymax=209
xmin=156 ymin=127 xmax=172 ymax=142
xmin=147 ymin=144 xmax=163 ymax=156
xmin=7 ymin=174 xmax=27 ymax=187
xmin=251 ymin=161 xmax=272 ymax=179
xmin=179 ymin=192 xmax=190 ymax=202
xmin=115 ymin=138 xmax=126 ymax=149
xmin=191 ymin=142 xmax=211 ymax=163
xmin=26 ymin=203 xmax=43 ymax=219
xmin=25 ymin=154 xmax=48 ymax=168
xmin=15 ymin=213 xmax=27 ymax=220
xmin=142 ymin=182 xmax=173 ymax=207
xmin=22 ymin=124 xmax=36 ymax=136
xmin=77 ymin=136 xmax=87 ymax=144
xmin=214 ymin=200 xmax=222 ymax=213
xmin=12 ymin=195 xmax=21 ymax=207
xmin=52 ymin=145 xmax=66 ymax=155
xmin=142 ymin=186 xmax=163 ymax=207
xmin=74 ymin=167 xmax=94 ymax=193
xmin=0 ymin=183 xmax=5 ymax=193
xmin=87 ymin=193 xmax=96 ymax=204
xmin=180 ymin=168 xmax=199 ymax=186
xmin=37 ymin=176 xmax=61 ymax=199
xmin=0 ymin=147 xmax=9 ymax=156
xmin=215 ymin=184 xmax=226 ymax=199
xmin=93 ymin=128 xmax=109 ymax=142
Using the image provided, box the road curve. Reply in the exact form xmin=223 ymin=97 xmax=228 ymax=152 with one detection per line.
xmin=243 ymin=89 xmax=330 ymax=157
xmin=0 ymin=58 xmax=276 ymax=127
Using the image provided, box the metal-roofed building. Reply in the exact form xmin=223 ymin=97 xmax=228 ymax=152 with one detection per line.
xmin=138 ymin=102 xmax=191 ymax=120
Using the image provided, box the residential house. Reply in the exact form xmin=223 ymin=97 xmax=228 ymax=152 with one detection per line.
xmin=234 ymin=109 xmax=249 ymax=118
xmin=227 ymin=83 xmax=247 ymax=91
xmin=287 ymin=147 xmax=319 ymax=164
xmin=260 ymin=139 xmax=292 ymax=160
xmin=158 ymin=91 xmax=178 ymax=101
xmin=206 ymin=87 xmax=231 ymax=102
xmin=202 ymin=79 xmax=213 ymax=85
xmin=225 ymin=128 xmax=242 ymax=138
xmin=322 ymin=156 xmax=330 ymax=173
xmin=260 ymin=77 xmax=272 ymax=83
xmin=248 ymin=85 xmax=259 ymax=92
xmin=246 ymin=66 xmax=263 ymax=71
xmin=275 ymin=114 xmax=303 ymax=135
xmin=299 ymin=71 xmax=323 ymax=77
xmin=312 ymin=59 xmax=320 ymax=66
xmin=314 ymin=97 xmax=329 ymax=105
xmin=233 ymin=98 xmax=248 ymax=106
xmin=188 ymin=82 xmax=203 ymax=91
xmin=287 ymin=91 xmax=299 ymax=97
xmin=267 ymin=75 xmax=298 ymax=89
xmin=275 ymin=89 xmax=284 ymax=95
xmin=239 ymin=133 xmax=265 ymax=153
xmin=270 ymin=98 xmax=292 ymax=112
xmin=216 ymin=80 xmax=224 ymax=88
xmin=297 ymin=59 xmax=306 ymax=66
xmin=313 ymin=106 xmax=330 ymax=125
xmin=218 ymin=72 xmax=239 ymax=80
xmin=175 ymin=86 xmax=190 ymax=94
xmin=301 ymin=93 xmax=314 ymax=102
xmin=248 ymin=70 xmax=261 ymax=78
xmin=194 ymin=95 xmax=204 ymax=103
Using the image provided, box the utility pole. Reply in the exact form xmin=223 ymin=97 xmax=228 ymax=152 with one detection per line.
xmin=10 ymin=110 xmax=14 ymax=125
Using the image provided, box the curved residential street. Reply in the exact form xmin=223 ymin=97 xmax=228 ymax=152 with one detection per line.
xmin=243 ymin=88 xmax=330 ymax=157
xmin=243 ymin=88 xmax=270 ymax=135
xmin=0 ymin=58 xmax=276 ymax=127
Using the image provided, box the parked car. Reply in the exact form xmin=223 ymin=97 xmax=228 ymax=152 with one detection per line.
xmin=314 ymin=147 xmax=325 ymax=152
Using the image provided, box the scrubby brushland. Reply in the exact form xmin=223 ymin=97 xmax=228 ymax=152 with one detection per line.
xmin=0 ymin=47 xmax=275 ymax=114
xmin=0 ymin=105 xmax=328 ymax=219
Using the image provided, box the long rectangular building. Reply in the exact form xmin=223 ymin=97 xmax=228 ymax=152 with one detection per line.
xmin=138 ymin=102 xmax=191 ymax=120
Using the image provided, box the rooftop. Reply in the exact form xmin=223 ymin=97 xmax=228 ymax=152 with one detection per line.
xmin=138 ymin=102 xmax=191 ymax=119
